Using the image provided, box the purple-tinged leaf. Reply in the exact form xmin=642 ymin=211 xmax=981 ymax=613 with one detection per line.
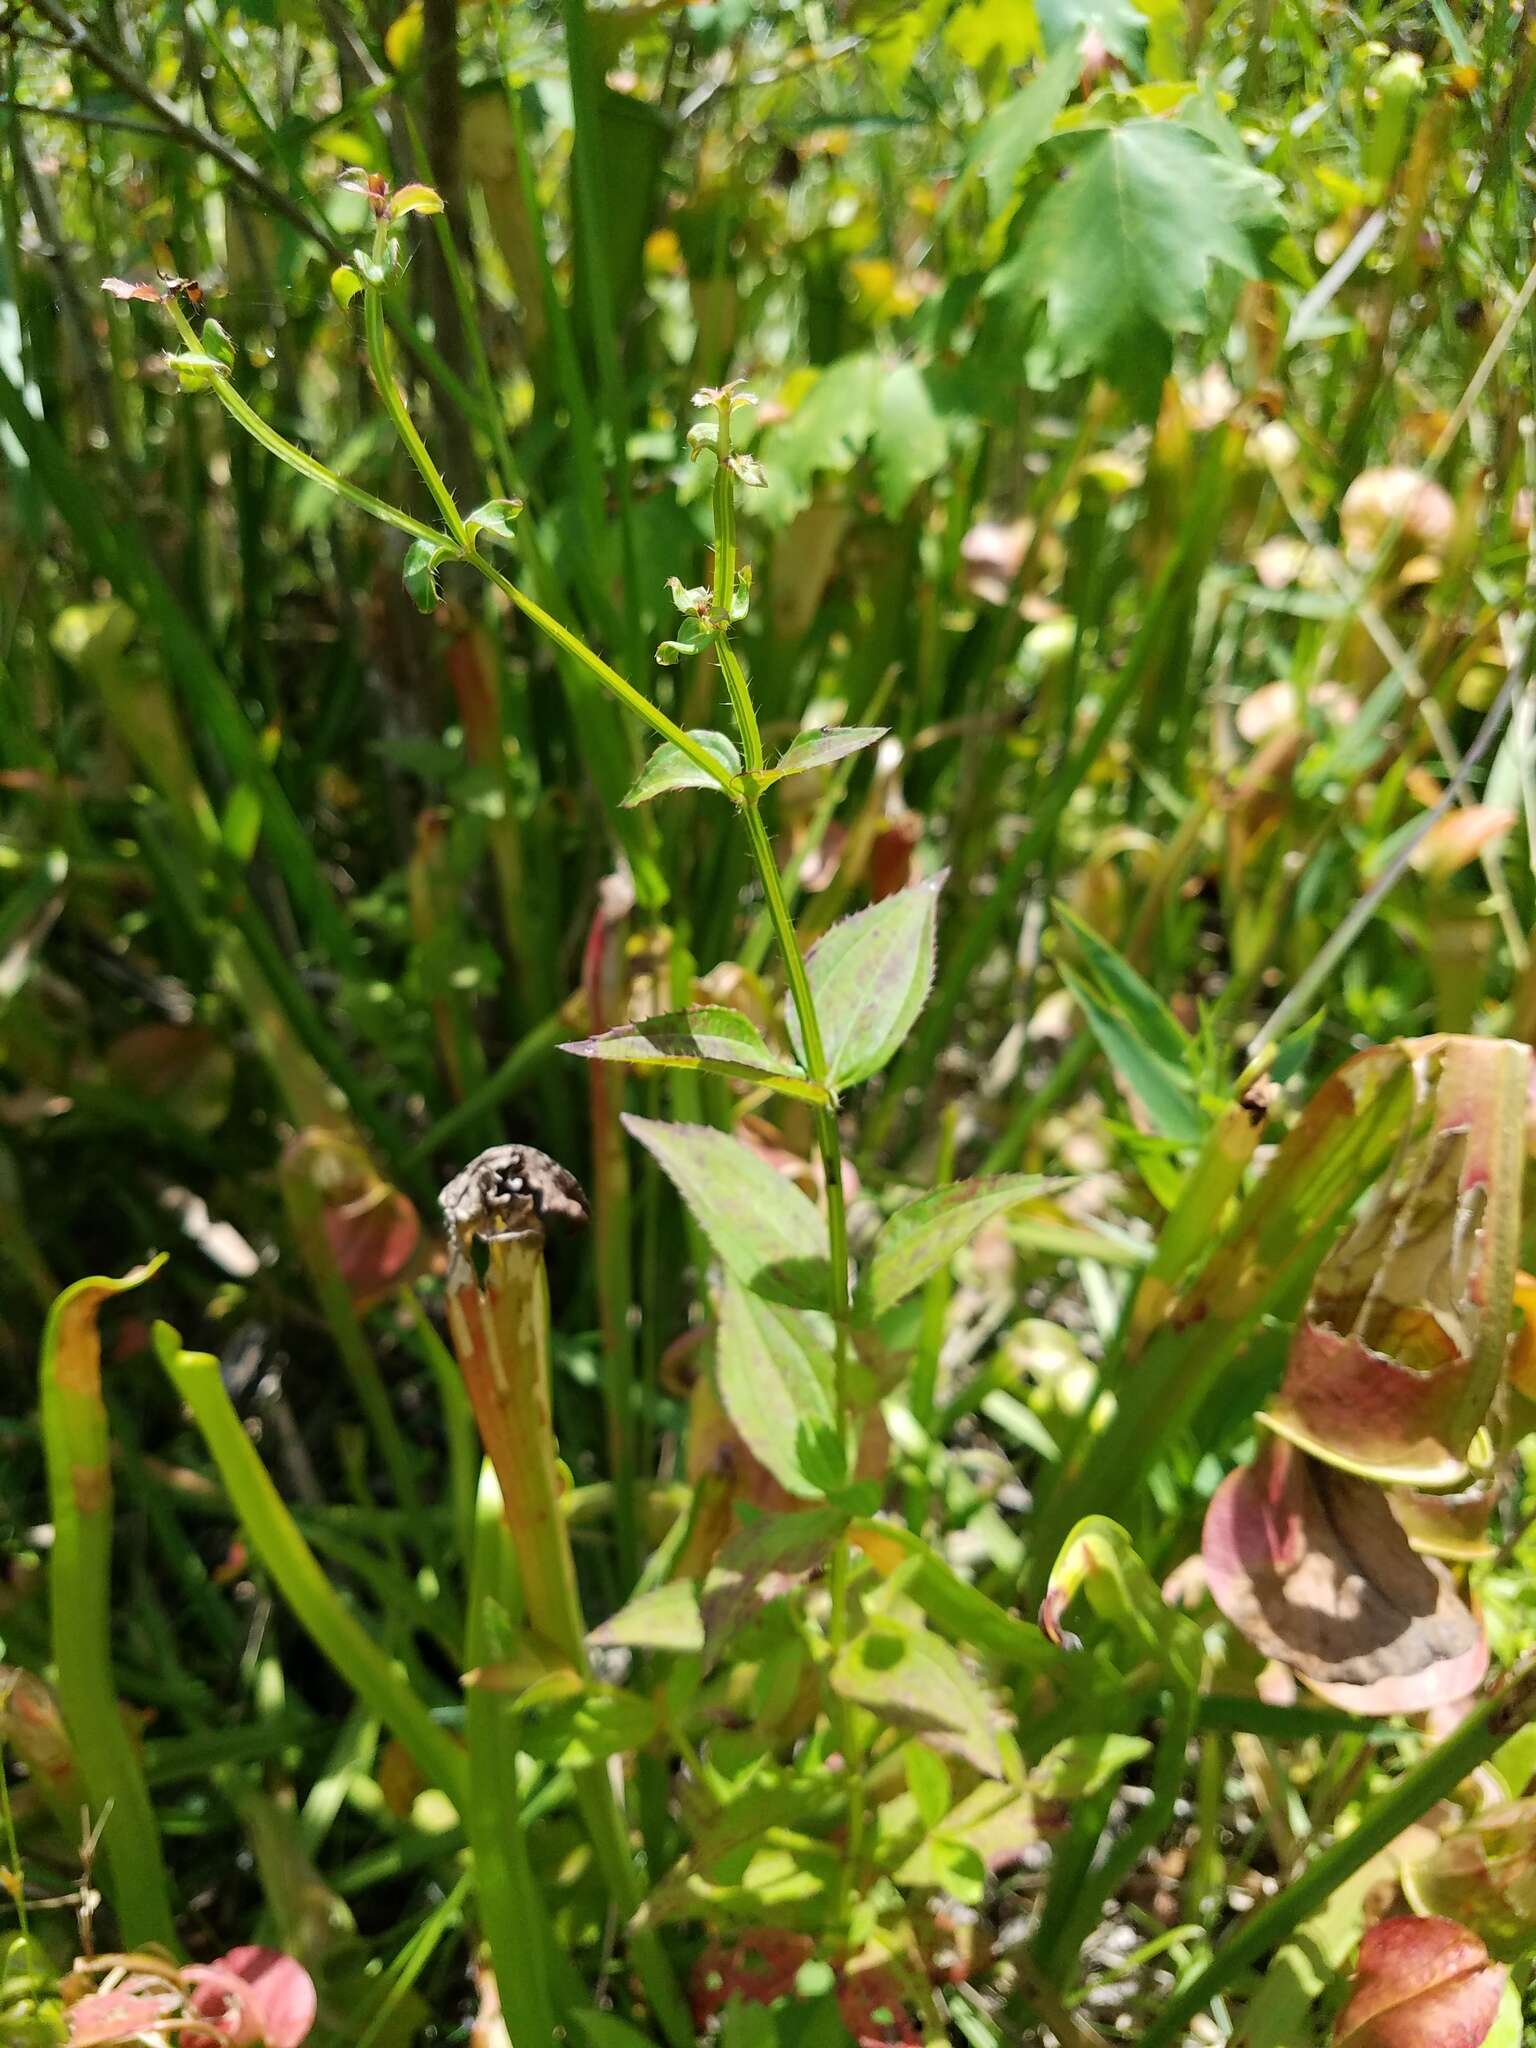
xmin=563 ymin=1007 xmax=826 ymax=1103
xmin=698 ymin=1504 xmax=848 ymax=1654
xmin=1203 ymin=1437 xmax=1488 ymax=1715
xmin=622 ymin=1115 xmax=829 ymax=1310
xmin=621 ymin=730 xmax=740 ymax=806
xmin=789 ymin=871 xmax=945 ymax=1090
xmin=857 ymin=1172 xmax=1060 ymax=1319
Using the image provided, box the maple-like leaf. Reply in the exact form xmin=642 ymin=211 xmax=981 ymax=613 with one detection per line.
xmin=985 ymin=117 xmax=1281 ymax=409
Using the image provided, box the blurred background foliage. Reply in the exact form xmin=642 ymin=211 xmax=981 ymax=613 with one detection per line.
xmin=5 ymin=0 xmax=1536 ymax=2033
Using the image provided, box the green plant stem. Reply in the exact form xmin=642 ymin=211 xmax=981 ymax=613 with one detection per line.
xmin=40 ymin=1265 xmax=176 ymax=1950
xmin=1141 ymin=1655 xmax=1536 ymax=2048
xmin=152 ymin=1326 xmax=470 ymax=1812
xmin=466 ymin=1463 xmax=566 ymax=2047
xmin=707 ymin=402 xmax=865 ymax=1906
xmin=363 ymin=219 xmax=468 ymax=539
xmin=397 ymin=1286 xmax=479 ymax=1563
xmin=280 ymin=1168 xmax=425 ymax=1522
xmin=168 ymin=298 xmax=735 ymax=801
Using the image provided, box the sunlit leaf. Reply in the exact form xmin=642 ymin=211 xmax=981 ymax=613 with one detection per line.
xmin=985 ymin=120 xmax=1281 ymax=408
xmin=563 ymin=1007 xmax=825 ymax=1102
xmin=716 ymin=1282 xmax=839 ymax=1499
xmin=857 ymin=1173 xmax=1058 ymax=1320
xmin=832 ymin=1615 xmax=1005 ymax=1777
xmin=789 ymin=872 xmax=944 ymax=1090
xmin=1032 ymin=1733 xmax=1150 ymax=1800
xmin=1042 ymin=1516 xmax=1201 ymax=1687
xmin=588 ymin=1581 xmax=704 ymax=1655
xmin=622 ymin=1115 xmax=830 ymax=1310
xmin=518 ymin=1685 xmax=659 ymax=1768
xmin=761 ymin=726 xmax=888 ymax=785
xmin=388 ymin=181 xmax=444 ymax=219
xmin=850 ymin=1518 xmax=1058 ymax=1670
xmin=621 ymin=730 xmax=741 ymax=806
xmin=1404 ymin=1801 xmax=1536 ymax=1962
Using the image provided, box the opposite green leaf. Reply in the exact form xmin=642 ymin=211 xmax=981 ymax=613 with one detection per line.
xmin=622 ymin=1114 xmax=830 ymax=1310
xmin=562 ymin=1007 xmax=827 ymax=1103
xmin=831 ymin=1616 xmax=1004 ymax=1778
xmin=789 ymin=871 xmax=944 ymax=1091
xmin=403 ymin=536 xmax=455 ymax=613
xmin=465 ymin=497 xmax=522 ymax=552
xmin=763 ymin=726 xmax=889 ymax=785
xmin=716 ymin=1282 xmax=840 ymax=1499
xmin=588 ymin=1581 xmax=704 ymax=1655
xmin=622 ymin=730 xmax=742 ymax=806
xmin=858 ymin=1172 xmax=1059 ymax=1320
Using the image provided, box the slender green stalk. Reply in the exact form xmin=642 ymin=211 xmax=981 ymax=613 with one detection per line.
xmin=279 ymin=1160 xmax=425 ymax=1521
xmin=357 ymin=210 xmax=466 ymax=522
xmin=152 ymin=1325 xmax=470 ymax=1812
xmin=700 ymin=389 xmax=867 ymax=1902
xmin=466 ymin=1463 xmax=565 ymax=2047
xmin=40 ymin=1264 xmax=176 ymax=1950
xmin=1141 ymin=1656 xmax=1536 ymax=2048
xmin=561 ymin=0 xmax=646 ymax=684
xmin=397 ymin=1286 xmax=479 ymax=1564
xmin=404 ymin=1006 xmax=568 ymax=1169
xmin=166 ymin=294 xmax=736 ymax=799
